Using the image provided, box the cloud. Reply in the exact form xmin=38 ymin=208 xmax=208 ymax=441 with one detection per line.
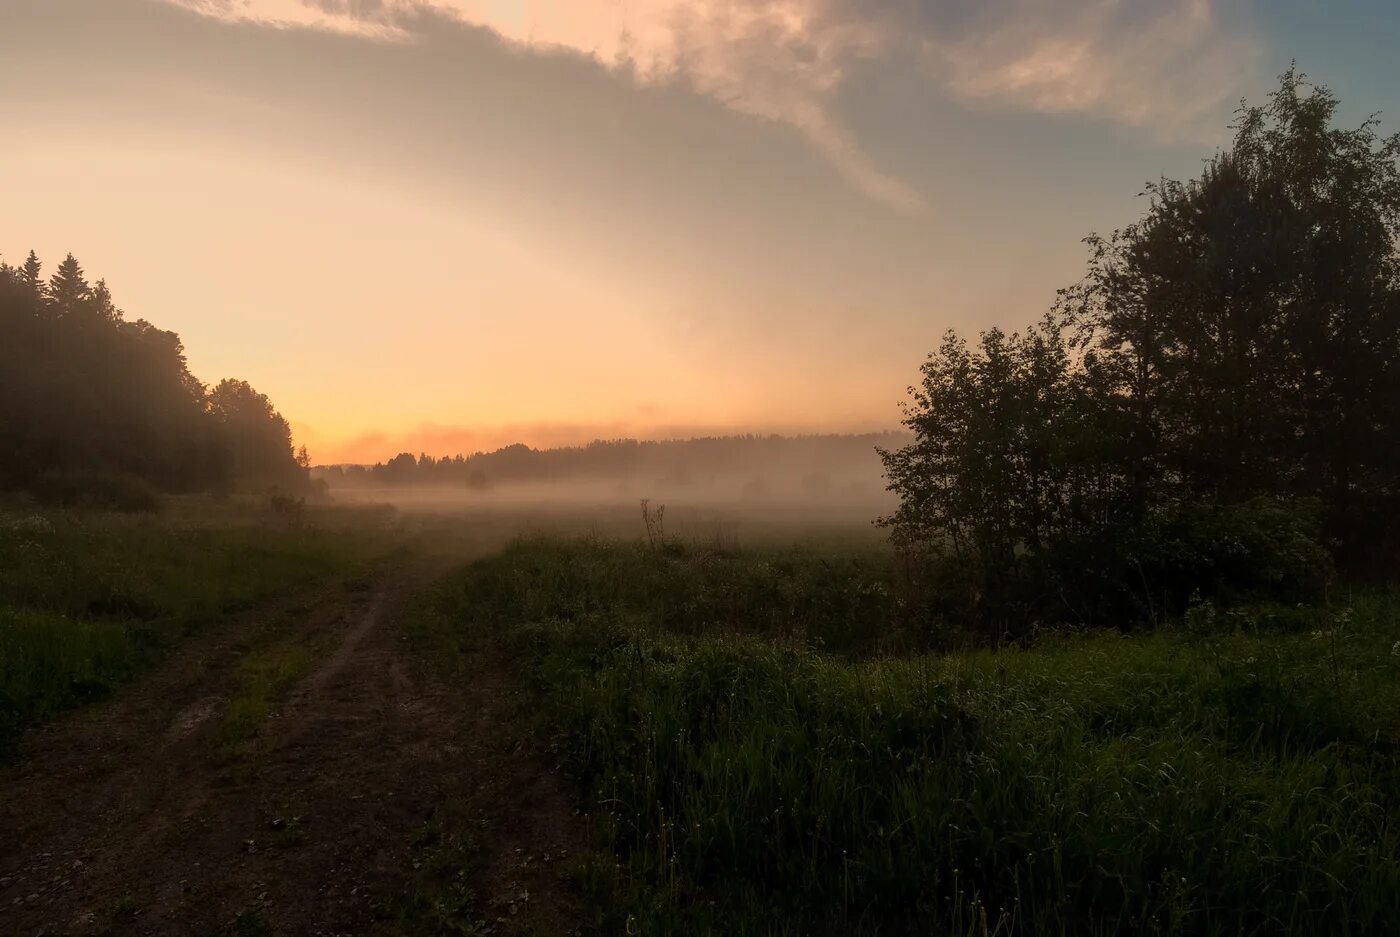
xmin=160 ymin=0 xmax=1258 ymax=207
xmin=164 ymin=0 xmax=408 ymax=38
xmin=927 ymin=0 xmax=1258 ymax=138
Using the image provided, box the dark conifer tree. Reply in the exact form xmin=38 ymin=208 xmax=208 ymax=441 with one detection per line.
xmin=48 ymin=253 xmax=90 ymax=318
xmin=19 ymin=251 xmax=44 ymax=303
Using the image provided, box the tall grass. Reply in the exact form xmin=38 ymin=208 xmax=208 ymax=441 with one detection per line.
xmin=447 ymin=536 xmax=1400 ymax=935
xmin=478 ymin=535 xmax=906 ymax=656
xmin=0 ymin=504 xmax=382 ymax=754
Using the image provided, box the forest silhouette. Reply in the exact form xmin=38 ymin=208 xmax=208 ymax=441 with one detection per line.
xmin=0 ymin=251 xmax=306 ymax=507
xmin=318 ymin=433 xmax=904 ymax=496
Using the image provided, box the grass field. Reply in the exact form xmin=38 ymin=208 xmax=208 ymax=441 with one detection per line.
xmin=0 ymin=499 xmax=396 ymax=756
xmin=8 ymin=497 xmax=1399 ymax=934
xmin=436 ymin=534 xmax=1400 ymax=936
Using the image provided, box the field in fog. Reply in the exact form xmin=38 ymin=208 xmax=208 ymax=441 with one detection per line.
xmin=5 ymin=493 xmax=1400 ymax=935
xmin=424 ymin=522 xmax=1400 ymax=936
xmin=329 ymin=484 xmax=894 ymax=543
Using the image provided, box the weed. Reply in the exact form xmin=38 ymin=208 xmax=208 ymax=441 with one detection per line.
xmin=383 ymin=819 xmax=493 ymax=936
xmin=269 ymin=814 xmax=306 ymax=849
xmin=110 ymin=892 xmax=142 ymax=920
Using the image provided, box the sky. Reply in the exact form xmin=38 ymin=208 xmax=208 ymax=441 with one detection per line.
xmin=4 ymin=0 xmax=1399 ymax=463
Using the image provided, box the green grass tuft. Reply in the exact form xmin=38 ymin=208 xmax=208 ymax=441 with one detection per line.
xmin=221 ymin=640 xmax=316 ymax=745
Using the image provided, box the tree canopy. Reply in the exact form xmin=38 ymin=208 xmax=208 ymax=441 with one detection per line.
xmin=882 ymin=70 xmax=1400 ymax=631
xmin=0 ymin=251 xmax=307 ymax=499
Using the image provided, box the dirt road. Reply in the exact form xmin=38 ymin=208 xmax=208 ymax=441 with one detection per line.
xmin=0 ymin=558 xmax=592 ymax=936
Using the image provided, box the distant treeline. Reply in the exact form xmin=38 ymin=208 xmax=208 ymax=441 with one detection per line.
xmin=317 ymin=433 xmax=906 ymax=495
xmin=0 ymin=251 xmax=307 ymax=505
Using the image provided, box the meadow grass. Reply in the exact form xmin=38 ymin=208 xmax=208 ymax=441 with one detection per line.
xmin=0 ymin=500 xmax=391 ymax=755
xmin=442 ymin=535 xmax=1400 ymax=935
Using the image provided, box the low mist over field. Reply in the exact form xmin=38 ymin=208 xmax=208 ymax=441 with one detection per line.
xmin=315 ymin=433 xmax=905 ymax=516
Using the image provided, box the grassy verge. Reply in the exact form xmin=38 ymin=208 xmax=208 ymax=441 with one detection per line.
xmin=0 ymin=501 xmax=394 ymax=756
xmin=441 ymin=535 xmax=1400 ymax=936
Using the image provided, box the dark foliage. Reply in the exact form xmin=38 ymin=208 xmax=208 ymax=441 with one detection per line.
xmin=0 ymin=252 xmax=307 ymax=497
xmin=883 ymin=71 xmax=1400 ymax=633
xmin=30 ymin=469 xmax=163 ymax=513
xmin=449 ymin=539 xmax=1400 ymax=935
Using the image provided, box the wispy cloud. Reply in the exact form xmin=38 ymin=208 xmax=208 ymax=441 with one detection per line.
xmin=160 ymin=0 xmax=1258 ymax=207
xmin=165 ymin=0 xmax=409 ymax=39
xmin=928 ymin=0 xmax=1257 ymax=138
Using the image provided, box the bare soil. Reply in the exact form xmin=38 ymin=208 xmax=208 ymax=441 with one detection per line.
xmin=0 ymin=558 xmax=594 ymax=937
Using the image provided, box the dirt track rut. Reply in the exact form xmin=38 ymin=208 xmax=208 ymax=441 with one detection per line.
xmin=0 ymin=560 xmax=591 ymax=936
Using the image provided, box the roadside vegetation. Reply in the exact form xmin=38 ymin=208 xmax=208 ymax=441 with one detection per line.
xmin=444 ymin=535 xmax=1400 ymax=936
xmin=0 ymin=500 xmax=391 ymax=756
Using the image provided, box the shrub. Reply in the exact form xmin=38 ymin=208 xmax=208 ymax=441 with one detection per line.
xmin=1121 ymin=497 xmax=1333 ymax=612
xmin=30 ymin=469 xmax=162 ymax=513
xmin=1015 ymin=496 xmax=1335 ymax=630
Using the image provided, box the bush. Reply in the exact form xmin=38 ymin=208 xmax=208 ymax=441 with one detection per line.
xmin=888 ymin=496 xmax=1332 ymax=638
xmin=1020 ymin=496 xmax=1335 ymax=630
xmin=30 ymin=469 xmax=162 ymax=513
xmin=463 ymin=535 xmax=915 ymax=656
xmin=1121 ymin=497 xmax=1334 ymax=612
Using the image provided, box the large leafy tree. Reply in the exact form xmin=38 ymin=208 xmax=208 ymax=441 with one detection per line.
xmin=207 ymin=378 xmax=303 ymax=486
xmin=1075 ymin=69 xmax=1400 ymax=528
xmin=879 ymin=313 xmax=1131 ymax=625
xmin=884 ymin=70 xmax=1400 ymax=625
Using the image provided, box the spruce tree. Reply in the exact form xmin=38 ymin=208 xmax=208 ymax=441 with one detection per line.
xmin=19 ymin=250 xmax=44 ymax=302
xmin=48 ymin=253 xmax=90 ymax=317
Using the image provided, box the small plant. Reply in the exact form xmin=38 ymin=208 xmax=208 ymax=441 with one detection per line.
xmin=270 ymin=814 xmax=306 ymax=849
xmin=639 ymin=498 xmax=665 ymax=551
xmin=212 ymin=910 xmax=272 ymax=937
xmin=268 ymin=488 xmax=306 ymax=526
xmin=386 ymin=820 xmax=492 ymax=936
xmin=110 ymin=892 xmax=142 ymax=920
